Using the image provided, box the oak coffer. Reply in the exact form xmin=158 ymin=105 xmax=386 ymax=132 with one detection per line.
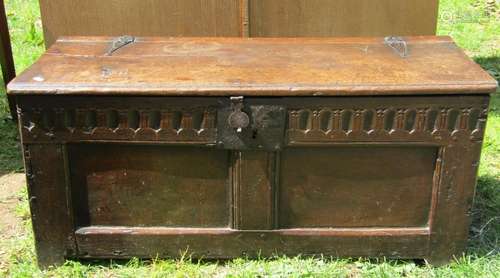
xmin=7 ymin=36 xmax=497 ymax=267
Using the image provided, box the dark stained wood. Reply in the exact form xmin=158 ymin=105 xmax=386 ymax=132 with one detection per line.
xmin=11 ymin=37 xmax=497 ymax=267
xmin=14 ymin=95 xmax=490 ymax=145
xmin=285 ymin=96 xmax=490 ymax=144
xmin=427 ymin=100 xmax=490 ymax=264
xmin=0 ymin=0 xmax=16 ymax=119
xmin=14 ymin=94 xmax=492 ymax=266
xmin=0 ymin=0 xmax=14 ymax=83
xmin=7 ymin=37 xmax=497 ymax=96
xmin=75 ymin=227 xmax=430 ymax=259
xmin=39 ymin=0 xmax=243 ymax=47
xmin=232 ymin=151 xmax=275 ymax=230
xmin=249 ymin=0 xmax=439 ymax=37
xmin=279 ymin=146 xmax=436 ymax=228
xmin=15 ymin=96 xmax=219 ymax=144
xmin=23 ymin=144 xmax=76 ymax=267
xmin=69 ymin=144 xmax=230 ymax=228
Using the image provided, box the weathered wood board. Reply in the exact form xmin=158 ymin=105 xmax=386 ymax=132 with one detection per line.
xmin=39 ymin=0 xmax=244 ymax=46
xmin=39 ymin=0 xmax=439 ymax=46
xmin=249 ymin=0 xmax=439 ymax=37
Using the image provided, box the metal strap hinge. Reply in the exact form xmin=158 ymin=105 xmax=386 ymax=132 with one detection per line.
xmin=384 ymin=36 xmax=409 ymax=58
xmin=106 ymin=35 xmax=136 ymax=56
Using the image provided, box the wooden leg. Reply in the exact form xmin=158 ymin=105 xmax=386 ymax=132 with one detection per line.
xmin=24 ymin=144 xmax=76 ymax=268
xmin=0 ymin=0 xmax=17 ymax=119
xmin=427 ymin=124 xmax=487 ymax=265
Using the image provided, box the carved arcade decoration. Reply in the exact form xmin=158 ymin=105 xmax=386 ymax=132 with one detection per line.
xmin=286 ymin=98 xmax=489 ymax=144
xmin=17 ymin=96 xmax=489 ymax=145
xmin=17 ymin=98 xmax=218 ymax=144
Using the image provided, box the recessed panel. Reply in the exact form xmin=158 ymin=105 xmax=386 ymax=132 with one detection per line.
xmin=69 ymin=144 xmax=230 ymax=228
xmin=279 ymin=146 xmax=437 ymax=228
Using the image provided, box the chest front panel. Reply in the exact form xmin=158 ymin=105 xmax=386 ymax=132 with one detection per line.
xmin=16 ymin=94 xmax=489 ymax=261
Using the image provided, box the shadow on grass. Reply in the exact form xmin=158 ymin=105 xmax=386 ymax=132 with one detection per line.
xmin=474 ymin=56 xmax=500 ymax=85
xmin=489 ymin=94 xmax=500 ymax=121
xmin=468 ymin=175 xmax=500 ymax=256
xmin=0 ymin=81 xmax=23 ymax=175
xmin=0 ymin=102 xmax=23 ymax=175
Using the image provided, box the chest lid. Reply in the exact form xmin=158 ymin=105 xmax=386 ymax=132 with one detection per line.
xmin=7 ymin=36 xmax=497 ymax=96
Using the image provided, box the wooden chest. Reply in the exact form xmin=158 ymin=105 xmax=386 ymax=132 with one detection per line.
xmin=7 ymin=36 xmax=497 ymax=267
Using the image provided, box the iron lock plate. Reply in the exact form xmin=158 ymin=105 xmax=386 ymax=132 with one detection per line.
xmin=217 ymin=97 xmax=286 ymax=151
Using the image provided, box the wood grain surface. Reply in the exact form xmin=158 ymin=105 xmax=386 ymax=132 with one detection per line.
xmin=39 ymin=0 xmax=439 ymax=46
xmin=279 ymin=146 xmax=436 ymax=228
xmin=23 ymin=144 xmax=76 ymax=266
xmin=69 ymin=144 xmax=230 ymax=228
xmin=7 ymin=36 xmax=497 ymax=96
xmin=40 ymin=0 xmax=243 ymax=46
xmin=249 ymin=0 xmax=439 ymax=37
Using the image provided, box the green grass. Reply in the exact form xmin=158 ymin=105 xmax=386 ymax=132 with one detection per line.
xmin=437 ymin=0 xmax=500 ymax=83
xmin=0 ymin=0 xmax=43 ymax=174
xmin=0 ymin=0 xmax=499 ymax=276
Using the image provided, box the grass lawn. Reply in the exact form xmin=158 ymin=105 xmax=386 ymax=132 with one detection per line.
xmin=0 ymin=0 xmax=499 ymax=276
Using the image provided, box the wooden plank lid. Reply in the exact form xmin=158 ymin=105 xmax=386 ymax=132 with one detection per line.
xmin=7 ymin=36 xmax=498 ymax=96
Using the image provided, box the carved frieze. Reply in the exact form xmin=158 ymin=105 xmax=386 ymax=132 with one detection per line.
xmin=286 ymin=98 xmax=489 ymax=144
xmin=16 ymin=96 xmax=489 ymax=145
xmin=17 ymin=97 xmax=218 ymax=144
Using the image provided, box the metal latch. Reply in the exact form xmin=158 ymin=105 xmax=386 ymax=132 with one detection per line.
xmin=227 ymin=96 xmax=250 ymax=133
xmin=106 ymin=35 xmax=135 ymax=56
xmin=384 ymin=36 xmax=408 ymax=58
xmin=217 ymin=97 xmax=286 ymax=151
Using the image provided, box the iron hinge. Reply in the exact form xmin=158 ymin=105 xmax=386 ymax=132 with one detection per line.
xmin=106 ymin=35 xmax=136 ymax=56
xmin=384 ymin=36 xmax=409 ymax=58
